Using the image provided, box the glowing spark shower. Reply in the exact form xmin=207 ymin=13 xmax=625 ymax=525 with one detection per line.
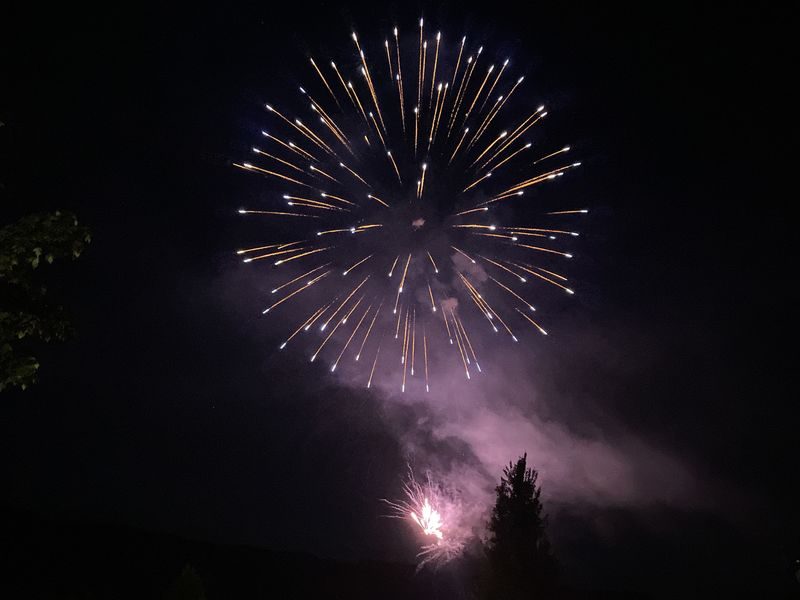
xmin=412 ymin=498 xmax=443 ymax=539
xmin=383 ymin=468 xmax=467 ymax=569
xmin=234 ymin=19 xmax=586 ymax=395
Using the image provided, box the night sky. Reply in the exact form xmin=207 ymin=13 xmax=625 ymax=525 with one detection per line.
xmin=2 ymin=2 xmax=795 ymax=595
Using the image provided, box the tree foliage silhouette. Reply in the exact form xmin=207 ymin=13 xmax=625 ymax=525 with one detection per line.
xmin=0 ymin=211 xmax=90 ymax=391
xmin=165 ymin=564 xmax=207 ymax=600
xmin=483 ymin=453 xmax=557 ymax=599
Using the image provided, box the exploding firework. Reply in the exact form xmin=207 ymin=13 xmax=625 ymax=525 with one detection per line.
xmin=235 ymin=19 xmax=586 ymax=392
xmin=383 ymin=467 xmax=467 ymax=569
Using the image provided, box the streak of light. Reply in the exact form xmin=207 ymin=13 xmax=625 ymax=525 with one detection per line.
xmin=493 ymin=163 xmax=580 ymax=197
xmin=417 ymin=18 xmax=424 ymax=109
xmin=455 ymin=314 xmax=481 ymax=372
xmin=367 ymin=193 xmax=390 ymax=208
xmin=399 ymin=253 xmax=412 ymax=292
xmin=261 ymin=131 xmax=317 ymax=162
xmin=252 ymin=147 xmax=304 ymax=172
xmin=533 ymin=145 xmax=570 ymax=164
xmin=482 ymin=142 xmax=530 ymax=174
xmin=320 ymin=275 xmax=370 ymax=331
xmin=237 ymin=240 xmax=302 ymax=255
xmin=467 ymin=94 xmax=504 ymax=150
xmin=480 ymin=107 xmax=546 ymax=169
xmin=451 ymin=36 xmax=466 ymax=87
xmin=280 ymin=304 xmax=327 ymax=350
xmin=423 ymin=328 xmax=429 ymax=392
xmin=353 ymin=32 xmax=387 ymax=132
xmin=367 ymin=342 xmax=381 ymax=388
xmin=401 ymin=308 xmax=409 ymax=391
xmin=237 ymin=208 xmax=318 ymax=219
xmin=395 ymin=301 xmax=404 ymax=336
xmin=452 ymin=46 xmax=481 ymax=127
xmin=463 ymin=64 xmax=495 ymax=123
xmin=387 ymin=151 xmax=403 ymax=184
xmin=426 ymin=251 xmax=439 ymax=273
xmin=339 ymin=162 xmax=371 ymax=186
xmin=309 ymin=57 xmax=339 ymax=107
xmin=347 ymin=81 xmax=370 ymax=124
xmin=441 ymin=303 xmax=453 ymax=344
xmin=342 ymin=253 xmax=374 ymax=276
xmin=432 ymin=83 xmax=448 ymax=142
xmin=478 ymin=255 xmax=527 ymax=282
xmin=233 ymin=162 xmax=313 ymax=189
xmin=414 ymin=106 xmax=419 ymax=155
xmin=450 ymin=308 xmax=471 ymax=379
xmin=263 ymin=270 xmax=330 ymax=313
xmin=332 ymin=303 xmax=372 ymax=371
xmin=369 ymin=111 xmax=387 ymax=149
xmin=462 ymin=171 xmax=492 ymax=192
xmin=411 ymin=308 xmax=416 ymax=376
xmin=448 ymin=127 xmax=470 ymax=164
xmin=489 ymin=275 xmax=536 ymax=311
xmin=427 ymin=83 xmax=443 ymax=151
xmin=475 ymin=75 xmax=525 ymax=155
xmin=308 ymin=164 xmax=340 ymax=184
xmin=330 ymin=61 xmax=357 ymax=108
xmin=319 ymin=192 xmax=357 ymax=207
xmin=546 ymin=209 xmax=589 ymax=215
xmin=420 ymin=40 xmax=427 ymax=116
xmin=428 ymin=32 xmax=441 ymax=110
xmin=472 ymin=232 xmax=517 ymax=241
xmin=388 ymin=255 xmax=400 ymax=277
xmin=385 ymin=39 xmax=394 ymax=81
xmin=271 ymin=264 xmax=329 ymax=293
xmin=533 ymin=265 xmax=569 ymax=280
xmin=509 ymin=262 xmax=574 ymax=293
xmin=450 ymin=246 xmax=477 ymax=263
xmin=285 ymin=196 xmax=346 ymax=211
xmin=356 ymin=302 xmax=382 ymax=361
xmin=454 ymin=207 xmax=489 ymax=217
xmin=275 ymin=247 xmax=332 ymax=265
xmin=469 ymin=130 xmax=507 ymax=169
xmin=246 ymin=246 xmax=310 ymax=264
xmin=306 ymin=301 xmax=333 ymax=330
xmin=480 ymin=58 xmax=508 ymax=113
xmin=516 ymin=243 xmax=573 ymax=259
xmin=267 ymin=103 xmax=332 ymax=154
xmin=393 ymin=27 xmax=406 ymax=133
xmin=481 ymin=190 xmax=524 ymax=206
xmin=446 ymin=54 xmax=473 ymax=138
xmin=312 ymin=295 xmax=363 ymax=361
xmin=515 ymin=307 xmax=548 ymax=335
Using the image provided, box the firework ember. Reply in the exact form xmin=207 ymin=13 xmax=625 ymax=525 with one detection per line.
xmin=411 ymin=498 xmax=444 ymax=539
xmin=234 ymin=18 xmax=586 ymax=393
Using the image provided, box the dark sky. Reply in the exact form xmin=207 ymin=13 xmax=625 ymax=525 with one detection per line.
xmin=2 ymin=2 xmax=795 ymax=595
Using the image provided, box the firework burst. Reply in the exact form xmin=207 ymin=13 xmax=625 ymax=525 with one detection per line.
xmin=235 ymin=18 xmax=586 ymax=392
xmin=382 ymin=467 xmax=467 ymax=569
